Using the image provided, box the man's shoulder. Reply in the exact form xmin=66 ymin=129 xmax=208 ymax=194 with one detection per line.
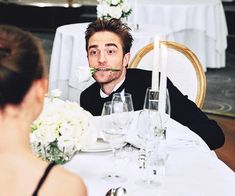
xmin=125 ymin=68 xmax=152 ymax=90
xmin=81 ymin=82 xmax=99 ymax=97
xmin=126 ymin=68 xmax=152 ymax=78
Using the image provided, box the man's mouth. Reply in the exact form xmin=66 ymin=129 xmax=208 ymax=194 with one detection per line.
xmin=90 ymin=67 xmax=121 ymax=75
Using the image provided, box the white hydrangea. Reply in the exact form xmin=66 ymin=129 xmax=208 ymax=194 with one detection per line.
xmin=111 ymin=0 xmax=121 ymax=6
xmin=30 ymin=93 xmax=95 ymax=164
xmin=97 ymin=0 xmax=132 ymax=19
xmin=109 ymin=6 xmax=123 ymax=19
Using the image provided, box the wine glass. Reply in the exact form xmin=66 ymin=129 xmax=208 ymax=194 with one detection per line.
xmin=100 ymin=93 xmax=134 ymax=183
xmin=100 ymin=101 xmax=126 ymax=182
xmin=101 ymin=101 xmax=112 ymax=116
xmin=111 ymin=92 xmax=134 ymax=132
xmin=143 ymin=87 xmax=162 ymax=138
xmin=143 ymin=87 xmax=160 ymax=110
xmin=158 ymin=89 xmax=171 ymax=141
xmin=135 ymin=110 xmax=161 ymax=187
xmin=143 ymin=87 xmax=171 ymax=140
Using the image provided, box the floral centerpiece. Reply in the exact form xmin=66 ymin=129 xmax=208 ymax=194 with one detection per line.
xmin=30 ymin=89 xmax=95 ymax=164
xmin=97 ymin=0 xmax=132 ymax=20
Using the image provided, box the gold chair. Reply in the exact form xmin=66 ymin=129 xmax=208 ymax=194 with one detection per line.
xmin=128 ymin=41 xmax=206 ymax=108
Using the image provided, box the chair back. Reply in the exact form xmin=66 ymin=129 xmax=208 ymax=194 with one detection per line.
xmin=128 ymin=41 xmax=206 ymax=108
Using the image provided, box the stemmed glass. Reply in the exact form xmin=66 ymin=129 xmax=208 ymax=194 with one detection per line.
xmin=143 ymin=87 xmax=160 ymax=111
xmin=144 ymin=87 xmax=171 ymax=139
xmin=157 ymin=89 xmax=171 ymax=141
xmin=100 ymin=93 xmax=134 ymax=183
xmin=135 ymin=87 xmax=171 ymax=186
xmin=111 ymin=92 xmax=134 ymax=132
xmin=143 ymin=87 xmax=162 ymax=138
xmin=135 ymin=110 xmax=162 ymax=187
xmin=100 ymin=101 xmax=124 ymax=182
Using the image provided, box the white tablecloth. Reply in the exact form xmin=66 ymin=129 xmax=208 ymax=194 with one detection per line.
xmin=65 ymin=116 xmax=235 ymax=196
xmin=127 ymin=0 xmax=228 ymax=70
xmin=49 ymin=22 xmax=174 ymax=102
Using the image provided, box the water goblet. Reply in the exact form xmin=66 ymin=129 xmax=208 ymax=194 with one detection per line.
xmin=157 ymin=89 xmax=171 ymax=142
xmin=143 ymin=87 xmax=160 ymax=110
xmin=100 ymin=100 xmax=129 ymax=183
xmin=143 ymin=87 xmax=171 ymax=140
xmin=111 ymin=92 xmax=134 ymax=133
xmin=135 ymin=110 xmax=161 ymax=187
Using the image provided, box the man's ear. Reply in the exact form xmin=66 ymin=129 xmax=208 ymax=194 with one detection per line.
xmin=123 ymin=52 xmax=131 ymax=68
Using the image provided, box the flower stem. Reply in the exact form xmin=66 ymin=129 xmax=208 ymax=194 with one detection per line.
xmin=90 ymin=67 xmax=121 ymax=75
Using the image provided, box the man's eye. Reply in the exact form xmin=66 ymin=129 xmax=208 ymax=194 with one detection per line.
xmin=89 ymin=50 xmax=98 ymax=56
xmin=107 ymin=50 xmax=115 ymax=54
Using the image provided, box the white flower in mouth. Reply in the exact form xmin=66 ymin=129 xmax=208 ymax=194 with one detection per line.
xmin=75 ymin=66 xmax=92 ymax=83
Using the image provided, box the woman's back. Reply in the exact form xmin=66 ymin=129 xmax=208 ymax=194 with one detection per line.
xmin=0 ymin=25 xmax=87 ymax=196
xmin=0 ymin=154 xmax=86 ymax=195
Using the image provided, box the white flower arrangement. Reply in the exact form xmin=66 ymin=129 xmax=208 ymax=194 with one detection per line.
xmin=97 ymin=0 xmax=132 ymax=20
xmin=30 ymin=89 xmax=95 ymax=164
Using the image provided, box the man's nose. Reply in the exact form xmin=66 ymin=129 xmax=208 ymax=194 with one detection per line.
xmin=98 ymin=51 xmax=107 ymax=63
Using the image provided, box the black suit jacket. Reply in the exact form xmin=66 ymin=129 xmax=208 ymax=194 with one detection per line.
xmin=80 ymin=69 xmax=225 ymax=150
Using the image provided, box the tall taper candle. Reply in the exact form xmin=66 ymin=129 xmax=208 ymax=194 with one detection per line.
xmin=159 ymin=43 xmax=168 ymax=115
xmin=151 ymin=35 xmax=160 ymax=91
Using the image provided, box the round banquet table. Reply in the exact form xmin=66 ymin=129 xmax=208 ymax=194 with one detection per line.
xmin=64 ymin=115 xmax=235 ymax=196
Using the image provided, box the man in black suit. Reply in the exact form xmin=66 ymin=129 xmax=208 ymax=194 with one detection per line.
xmin=80 ymin=18 xmax=224 ymax=150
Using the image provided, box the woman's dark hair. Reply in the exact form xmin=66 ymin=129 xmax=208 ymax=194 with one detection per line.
xmin=85 ymin=18 xmax=133 ymax=55
xmin=0 ymin=25 xmax=46 ymax=108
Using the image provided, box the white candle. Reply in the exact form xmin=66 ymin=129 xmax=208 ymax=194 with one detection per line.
xmin=151 ymin=35 xmax=160 ymax=91
xmin=159 ymin=43 xmax=168 ymax=115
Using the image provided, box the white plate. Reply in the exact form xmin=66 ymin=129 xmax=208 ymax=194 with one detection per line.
xmin=81 ymin=139 xmax=111 ymax=153
xmin=81 ymin=139 xmax=126 ymax=153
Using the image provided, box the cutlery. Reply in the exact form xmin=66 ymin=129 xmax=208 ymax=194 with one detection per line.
xmin=105 ymin=188 xmax=116 ymax=196
xmin=115 ymin=187 xmax=127 ymax=196
xmin=105 ymin=187 xmax=127 ymax=196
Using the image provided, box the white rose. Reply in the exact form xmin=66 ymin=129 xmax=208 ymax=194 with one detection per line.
xmin=111 ymin=0 xmax=120 ymax=6
xmin=109 ymin=6 xmax=123 ymax=19
xmin=75 ymin=66 xmax=92 ymax=83
xmin=97 ymin=3 xmax=110 ymax=18
xmin=41 ymin=125 xmax=58 ymax=143
xmin=57 ymin=135 xmax=77 ymax=153
xmin=121 ymin=1 xmax=131 ymax=13
xmin=105 ymin=0 xmax=112 ymax=4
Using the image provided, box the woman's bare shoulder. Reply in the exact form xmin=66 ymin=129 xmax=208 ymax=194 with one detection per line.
xmin=43 ymin=165 xmax=87 ymax=196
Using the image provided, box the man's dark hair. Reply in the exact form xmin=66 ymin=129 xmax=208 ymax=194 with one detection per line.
xmin=85 ymin=18 xmax=133 ymax=55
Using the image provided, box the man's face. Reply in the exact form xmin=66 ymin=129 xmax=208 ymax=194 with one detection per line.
xmin=87 ymin=31 xmax=130 ymax=84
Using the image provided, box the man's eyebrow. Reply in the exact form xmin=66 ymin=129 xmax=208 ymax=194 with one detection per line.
xmin=88 ymin=45 xmax=98 ymax=50
xmin=88 ymin=43 xmax=119 ymax=50
xmin=105 ymin=43 xmax=118 ymax=48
